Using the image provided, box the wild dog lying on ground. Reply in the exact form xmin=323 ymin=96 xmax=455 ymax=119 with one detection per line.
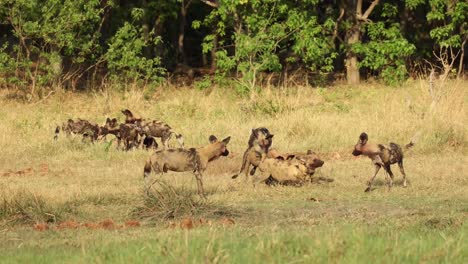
xmin=265 ymin=149 xmax=328 ymax=185
xmin=254 ymin=156 xmax=312 ymax=185
xmin=352 ymin=132 xmax=414 ymax=192
xmin=54 ymin=118 xmax=101 ymax=142
xmin=143 ymin=135 xmax=231 ymax=198
xmin=232 ymin=127 xmax=274 ymax=180
xmin=122 ymin=109 xmax=184 ymax=149
xmin=234 ymin=146 xmax=327 ymax=185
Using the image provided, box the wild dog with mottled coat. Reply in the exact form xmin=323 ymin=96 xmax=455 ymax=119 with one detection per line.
xmin=267 ymin=149 xmax=324 ymax=176
xmin=255 ymin=156 xmax=312 ymax=185
xmin=352 ymin=132 xmax=414 ymax=192
xmin=54 ymin=118 xmax=101 ymax=142
xmin=232 ymin=128 xmax=274 ymax=180
xmin=234 ymin=147 xmax=326 ymax=185
xmin=143 ymin=135 xmax=231 ymax=198
xmin=122 ymin=109 xmax=184 ymax=149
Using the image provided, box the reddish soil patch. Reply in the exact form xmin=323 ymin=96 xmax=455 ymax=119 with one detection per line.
xmin=57 ymin=220 xmax=80 ymax=229
xmin=125 ymin=220 xmax=141 ymax=228
xmin=34 ymin=223 xmax=49 ymax=231
xmin=1 ymin=164 xmax=50 ymax=177
xmin=166 ymin=217 xmax=235 ymax=230
xmin=32 ymin=219 xmax=142 ymax=231
xmin=180 ymin=218 xmax=194 ymax=230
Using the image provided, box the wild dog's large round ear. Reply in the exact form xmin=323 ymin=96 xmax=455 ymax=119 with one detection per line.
xmin=266 ymin=134 xmax=274 ymax=139
xmin=222 ymin=136 xmax=231 ymax=144
xmin=209 ymin=135 xmax=218 ymax=143
xmin=359 ymin=132 xmax=368 ymax=145
xmin=286 ymin=154 xmax=296 ymax=160
xmin=307 ymin=149 xmax=315 ymax=155
xmin=252 ymin=129 xmax=258 ymax=137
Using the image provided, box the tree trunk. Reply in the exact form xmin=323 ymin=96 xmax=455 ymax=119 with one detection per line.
xmin=345 ymin=26 xmax=361 ymax=84
xmin=142 ymin=0 xmax=151 ymax=58
xmin=343 ymin=0 xmax=380 ymax=84
xmin=178 ymin=0 xmax=188 ymax=64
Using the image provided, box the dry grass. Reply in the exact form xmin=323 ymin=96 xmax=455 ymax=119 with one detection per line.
xmin=0 ymin=79 xmax=466 ymax=262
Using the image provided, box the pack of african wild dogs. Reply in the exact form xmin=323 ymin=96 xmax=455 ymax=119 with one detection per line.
xmin=55 ymin=109 xmax=415 ymax=197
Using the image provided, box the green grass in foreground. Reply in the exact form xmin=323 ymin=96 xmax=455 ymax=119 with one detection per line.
xmin=2 ymin=223 xmax=466 ymax=263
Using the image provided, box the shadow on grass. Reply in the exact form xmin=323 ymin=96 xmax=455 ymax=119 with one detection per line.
xmin=132 ymin=181 xmax=242 ymax=222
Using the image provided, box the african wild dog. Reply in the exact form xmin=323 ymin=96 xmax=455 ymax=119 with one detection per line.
xmin=143 ymin=135 xmax=231 ymax=198
xmin=267 ymin=149 xmax=326 ymax=181
xmin=231 ymin=128 xmax=274 ymax=180
xmin=121 ymin=109 xmax=143 ymax=124
xmin=234 ymin=146 xmax=326 ymax=186
xmin=121 ymin=109 xmax=184 ymax=149
xmin=54 ymin=118 xmax=101 ymax=142
xmin=254 ymin=155 xmax=315 ymax=185
xmin=352 ymin=132 xmax=414 ymax=192
xmin=140 ymin=120 xmax=184 ymax=149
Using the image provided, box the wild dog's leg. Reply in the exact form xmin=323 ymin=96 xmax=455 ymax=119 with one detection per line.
xmin=54 ymin=126 xmax=60 ymax=141
xmin=144 ymin=160 xmax=164 ymax=194
xmin=231 ymin=149 xmax=251 ymax=180
xmin=365 ymin=164 xmax=381 ymax=192
xmin=161 ymin=131 xmax=172 ymax=149
xmin=398 ymin=160 xmax=407 ymax=187
xmin=194 ymin=172 xmax=206 ymax=198
xmin=383 ymin=164 xmax=394 ymax=190
xmin=249 ymin=166 xmax=257 ymax=176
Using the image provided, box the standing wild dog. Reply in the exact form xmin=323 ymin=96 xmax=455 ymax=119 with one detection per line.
xmin=141 ymin=120 xmax=184 ymax=149
xmin=122 ymin=109 xmax=184 ymax=149
xmin=143 ymin=135 xmax=231 ymax=198
xmin=352 ymin=132 xmax=414 ymax=192
xmin=54 ymin=118 xmax=101 ymax=142
xmin=121 ymin=109 xmax=143 ymax=124
xmin=231 ymin=128 xmax=274 ymax=180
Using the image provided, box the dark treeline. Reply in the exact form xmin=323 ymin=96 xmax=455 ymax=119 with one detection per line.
xmin=0 ymin=0 xmax=466 ymax=97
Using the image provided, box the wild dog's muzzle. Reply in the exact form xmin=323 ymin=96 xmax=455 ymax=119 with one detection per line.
xmin=222 ymin=149 xmax=229 ymax=156
xmin=352 ymin=150 xmax=362 ymax=156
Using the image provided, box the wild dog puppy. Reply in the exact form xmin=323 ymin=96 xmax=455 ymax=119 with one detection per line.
xmin=54 ymin=118 xmax=101 ymax=142
xmin=99 ymin=118 xmax=119 ymax=140
xmin=140 ymin=120 xmax=184 ymax=149
xmin=143 ymin=135 xmax=231 ymax=198
xmin=117 ymin=123 xmax=143 ymax=151
xmin=121 ymin=109 xmax=143 ymax=124
xmin=231 ymin=127 xmax=274 ymax=180
xmin=352 ymin=132 xmax=414 ymax=192
xmin=122 ymin=109 xmax=184 ymax=149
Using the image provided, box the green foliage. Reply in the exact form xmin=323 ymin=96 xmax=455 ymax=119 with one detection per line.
xmin=105 ymin=21 xmax=165 ymax=85
xmin=353 ymin=22 xmax=415 ymax=85
xmin=427 ymin=0 xmax=467 ymax=48
xmin=0 ymin=0 xmax=466 ymax=92
xmin=194 ymin=76 xmax=213 ymax=90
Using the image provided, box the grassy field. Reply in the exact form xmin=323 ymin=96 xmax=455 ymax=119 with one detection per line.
xmin=0 ymin=79 xmax=467 ymax=263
